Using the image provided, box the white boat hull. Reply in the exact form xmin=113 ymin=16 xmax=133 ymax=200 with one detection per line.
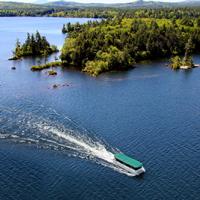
xmin=113 ymin=159 xmax=145 ymax=176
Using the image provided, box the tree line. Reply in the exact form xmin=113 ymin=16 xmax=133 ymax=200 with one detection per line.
xmin=2 ymin=4 xmax=200 ymax=21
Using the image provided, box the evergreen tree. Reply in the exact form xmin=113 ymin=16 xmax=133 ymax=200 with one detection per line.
xmin=62 ymin=24 xmax=66 ymax=33
xmin=35 ymin=31 xmax=42 ymax=49
xmin=13 ymin=39 xmax=21 ymax=58
xmin=183 ymin=37 xmax=194 ymax=67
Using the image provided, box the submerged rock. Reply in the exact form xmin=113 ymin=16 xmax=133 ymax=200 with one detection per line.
xmin=53 ymin=84 xmax=59 ymax=89
xmin=50 ymin=82 xmax=72 ymax=90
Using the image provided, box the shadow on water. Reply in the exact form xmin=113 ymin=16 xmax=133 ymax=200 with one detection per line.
xmin=183 ymin=68 xmax=193 ymax=77
xmin=135 ymin=173 xmax=145 ymax=180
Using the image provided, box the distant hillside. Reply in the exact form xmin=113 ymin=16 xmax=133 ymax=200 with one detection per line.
xmin=0 ymin=1 xmax=42 ymax=9
xmin=1 ymin=0 xmax=200 ymax=11
xmin=44 ymin=0 xmax=171 ymax=8
xmin=182 ymin=0 xmax=200 ymax=6
xmin=41 ymin=0 xmax=200 ymax=8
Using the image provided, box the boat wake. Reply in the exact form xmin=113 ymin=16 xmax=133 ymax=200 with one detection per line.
xmin=0 ymin=106 xmax=141 ymax=177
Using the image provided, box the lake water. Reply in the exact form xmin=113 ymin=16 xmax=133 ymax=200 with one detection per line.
xmin=0 ymin=17 xmax=200 ymax=200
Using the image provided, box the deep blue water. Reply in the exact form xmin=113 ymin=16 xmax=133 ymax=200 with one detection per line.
xmin=0 ymin=17 xmax=200 ymax=200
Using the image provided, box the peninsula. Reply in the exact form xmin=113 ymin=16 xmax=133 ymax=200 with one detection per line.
xmin=60 ymin=9 xmax=200 ymax=76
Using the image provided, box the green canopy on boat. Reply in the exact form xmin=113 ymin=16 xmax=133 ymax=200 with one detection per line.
xmin=114 ymin=153 xmax=143 ymax=169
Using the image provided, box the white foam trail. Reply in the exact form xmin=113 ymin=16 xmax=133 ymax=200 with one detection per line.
xmin=0 ymin=107 xmax=142 ymax=177
xmin=48 ymin=127 xmax=115 ymax=163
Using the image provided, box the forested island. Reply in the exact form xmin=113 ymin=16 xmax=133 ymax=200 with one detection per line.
xmin=59 ymin=10 xmax=200 ymax=76
xmin=10 ymin=31 xmax=58 ymax=60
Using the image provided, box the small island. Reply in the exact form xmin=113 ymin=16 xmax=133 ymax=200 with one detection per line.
xmin=48 ymin=70 xmax=57 ymax=76
xmin=9 ymin=31 xmax=58 ymax=60
xmin=170 ymin=38 xmax=194 ymax=70
xmin=31 ymin=61 xmax=62 ymax=71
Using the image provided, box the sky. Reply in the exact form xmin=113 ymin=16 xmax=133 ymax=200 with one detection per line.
xmin=0 ymin=0 xmax=185 ymax=4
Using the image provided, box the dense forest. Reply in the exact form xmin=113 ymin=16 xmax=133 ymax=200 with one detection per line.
xmin=51 ymin=9 xmax=119 ymax=18
xmin=54 ymin=7 xmax=200 ymax=19
xmin=0 ymin=2 xmax=56 ymax=16
xmin=60 ymin=9 xmax=200 ymax=76
xmin=11 ymin=31 xmax=58 ymax=60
